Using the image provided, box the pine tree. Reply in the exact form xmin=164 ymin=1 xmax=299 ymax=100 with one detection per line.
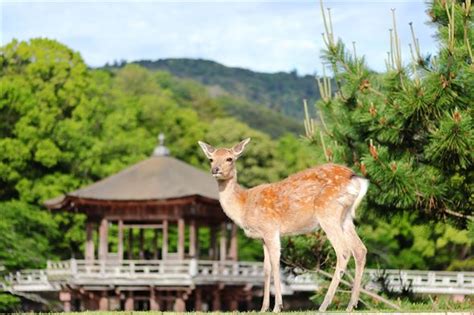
xmin=305 ymin=0 xmax=473 ymax=224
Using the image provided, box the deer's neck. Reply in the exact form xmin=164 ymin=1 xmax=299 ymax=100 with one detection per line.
xmin=217 ymin=176 xmax=247 ymax=227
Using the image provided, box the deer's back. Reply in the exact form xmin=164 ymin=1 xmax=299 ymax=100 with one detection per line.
xmin=242 ymin=164 xmax=357 ymax=236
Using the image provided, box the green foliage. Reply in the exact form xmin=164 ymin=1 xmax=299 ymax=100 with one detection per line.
xmin=0 ymin=200 xmax=57 ymax=270
xmin=0 ymin=293 xmax=20 ymax=313
xmin=238 ymin=231 xmax=264 ymax=262
xmin=0 ymin=38 xmax=92 ymax=202
xmin=130 ymin=58 xmax=320 ymax=120
xmin=425 ymin=109 xmax=473 ymax=170
xmin=360 ymin=212 xmax=472 ymax=270
xmin=216 ymin=95 xmax=303 ymax=138
xmin=276 ymin=134 xmax=324 ymax=177
xmin=105 ymin=61 xmax=308 ymax=139
xmin=447 ymin=257 xmax=474 ymax=271
xmin=282 ymin=232 xmax=334 ymax=270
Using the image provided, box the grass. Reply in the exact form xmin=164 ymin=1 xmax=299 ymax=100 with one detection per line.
xmin=18 ymin=295 xmax=474 ymax=314
xmin=28 ymin=311 xmax=474 ymax=315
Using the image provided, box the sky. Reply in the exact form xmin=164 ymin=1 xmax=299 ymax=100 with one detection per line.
xmin=1 ymin=0 xmax=439 ymax=75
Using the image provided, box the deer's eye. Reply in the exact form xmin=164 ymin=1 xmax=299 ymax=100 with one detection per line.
xmin=226 ymin=157 xmax=233 ymax=162
xmin=209 ymin=158 xmax=213 ymax=163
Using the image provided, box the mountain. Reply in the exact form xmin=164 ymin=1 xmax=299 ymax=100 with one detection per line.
xmin=132 ymin=58 xmax=320 ymax=120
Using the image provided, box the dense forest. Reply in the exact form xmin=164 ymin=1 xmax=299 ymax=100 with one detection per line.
xmin=106 ymin=60 xmax=306 ymax=139
xmin=107 ymin=58 xmax=320 ymax=120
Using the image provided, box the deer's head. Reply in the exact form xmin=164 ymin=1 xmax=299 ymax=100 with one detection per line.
xmin=198 ymin=138 xmax=251 ymax=180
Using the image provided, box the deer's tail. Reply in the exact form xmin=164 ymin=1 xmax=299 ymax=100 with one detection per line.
xmin=349 ymin=176 xmax=369 ymax=218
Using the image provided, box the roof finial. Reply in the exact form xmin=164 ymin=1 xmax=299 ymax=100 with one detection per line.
xmin=153 ymin=133 xmax=170 ymax=157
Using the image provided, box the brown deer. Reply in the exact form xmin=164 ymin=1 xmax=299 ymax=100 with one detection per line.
xmin=198 ymin=138 xmax=369 ymax=312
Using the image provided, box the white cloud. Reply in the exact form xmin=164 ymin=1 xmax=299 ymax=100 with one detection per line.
xmin=1 ymin=0 xmax=438 ymax=74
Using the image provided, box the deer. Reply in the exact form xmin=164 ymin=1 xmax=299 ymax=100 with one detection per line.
xmin=198 ymin=138 xmax=369 ymax=312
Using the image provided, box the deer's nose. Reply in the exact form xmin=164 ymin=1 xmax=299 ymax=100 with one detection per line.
xmin=212 ymin=167 xmax=220 ymax=174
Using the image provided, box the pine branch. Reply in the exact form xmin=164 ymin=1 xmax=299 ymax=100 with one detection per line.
xmin=462 ymin=0 xmax=473 ymax=60
xmin=409 ymin=22 xmax=423 ymax=63
xmin=445 ymin=0 xmax=456 ymax=52
xmin=303 ymin=99 xmax=316 ymax=140
xmin=443 ymin=208 xmax=474 ymax=220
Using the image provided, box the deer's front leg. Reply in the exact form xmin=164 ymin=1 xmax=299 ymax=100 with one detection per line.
xmin=266 ymin=233 xmax=283 ymax=312
xmin=261 ymin=243 xmax=271 ymax=312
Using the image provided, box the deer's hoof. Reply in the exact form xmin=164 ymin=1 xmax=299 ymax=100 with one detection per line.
xmin=272 ymin=304 xmax=282 ymax=313
xmin=346 ymin=301 xmax=357 ymax=312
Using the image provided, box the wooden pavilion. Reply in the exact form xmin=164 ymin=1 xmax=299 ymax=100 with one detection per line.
xmin=44 ymin=134 xmax=252 ymax=312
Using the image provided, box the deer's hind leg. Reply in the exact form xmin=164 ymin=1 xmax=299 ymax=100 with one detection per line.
xmin=343 ymin=219 xmax=367 ymax=311
xmin=318 ymin=219 xmax=351 ymax=311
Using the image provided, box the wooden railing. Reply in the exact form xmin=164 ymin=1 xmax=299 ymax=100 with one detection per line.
xmin=365 ymin=269 xmax=474 ymax=295
xmin=3 ymin=259 xmax=474 ymax=295
xmin=49 ymin=259 xmax=191 ymax=277
xmin=4 ymin=269 xmax=59 ymax=291
xmin=47 ymin=259 xmax=265 ymax=285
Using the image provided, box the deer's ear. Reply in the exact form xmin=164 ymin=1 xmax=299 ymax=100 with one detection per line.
xmin=198 ymin=141 xmax=216 ymax=159
xmin=232 ymin=138 xmax=251 ymax=158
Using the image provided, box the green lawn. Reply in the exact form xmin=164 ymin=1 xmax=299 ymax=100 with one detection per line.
xmin=31 ymin=312 xmax=474 ymax=315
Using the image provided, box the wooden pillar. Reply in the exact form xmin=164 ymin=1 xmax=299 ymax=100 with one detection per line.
xmin=229 ymin=223 xmax=238 ymax=261
xmin=86 ymin=292 xmax=99 ymax=310
xmin=174 ymin=298 xmax=186 ymax=312
xmin=99 ymin=291 xmax=108 ymax=311
xmin=219 ymin=223 xmax=227 ymax=261
xmin=153 ymin=229 xmax=159 ymax=259
xmin=114 ymin=290 xmax=121 ymax=311
xmin=178 ymin=218 xmax=185 ymax=259
xmin=125 ymin=292 xmax=134 ymax=311
xmin=189 ymin=220 xmax=197 ymax=258
xmin=162 ymin=219 xmax=168 ymax=260
xmin=118 ymin=220 xmax=124 ymax=260
xmin=150 ymin=287 xmax=159 ymax=311
xmin=85 ymin=222 xmax=95 ymax=261
xmin=209 ymin=226 xmax=217 ymax=259
xmin=98 ymin=218 xmax=108 ymax=261
xmin=173 ymin=291 xmax=188 ymax=313
xmin=229 ymin=298 xmax=238 ymax=311
xmin=139 ymin=229 xmax=145 ymax=259
xmin=245 ymin=293 xmax=253 ymax=311
xmin=128 ymin=228 xmax=134 ymax=259
xmin=161 ymin=291 xmax=168 ymax=311
xmin=212 ymin=287 xmax=221 ymax=311
xmin=59 ymin=291 xmax=71 ymax=312
xmin=194 ymin=287 xmax=202 ymax=311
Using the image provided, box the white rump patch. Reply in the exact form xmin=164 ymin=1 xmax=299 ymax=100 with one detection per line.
xmin=349 ymin=177 xmax=369 ymax=218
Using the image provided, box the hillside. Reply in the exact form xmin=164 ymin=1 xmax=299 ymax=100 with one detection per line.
xmin=104 ymin=60 xmax=308 ymax=138
xmin=132 ymin=58 xmax=320 ymax=120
